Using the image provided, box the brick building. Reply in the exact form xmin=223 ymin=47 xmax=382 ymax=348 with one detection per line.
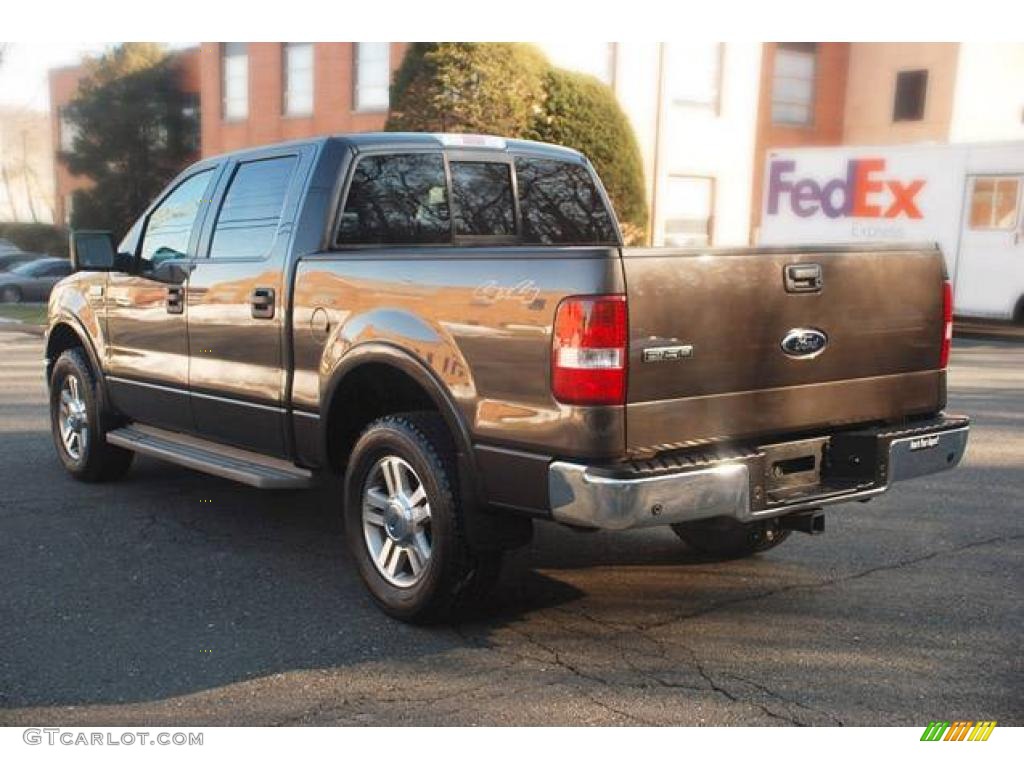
xmin=199 ymin=43 xmax=408 ymax=157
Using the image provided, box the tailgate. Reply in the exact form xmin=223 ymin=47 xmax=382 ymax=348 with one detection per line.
xmin=621 ymin=244 xmax=946 ymax=452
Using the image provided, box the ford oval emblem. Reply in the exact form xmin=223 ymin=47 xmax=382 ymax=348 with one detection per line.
xmin=780 ymin=328 xmax=828 ymax=359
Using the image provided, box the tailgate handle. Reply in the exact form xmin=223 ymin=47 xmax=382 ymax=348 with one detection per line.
xmin=785 ymin=263 xmax=823 ymax=293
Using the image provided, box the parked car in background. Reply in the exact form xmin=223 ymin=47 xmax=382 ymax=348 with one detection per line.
xmin=0 ymin=257 xmax=73 ymax=302
xmin=0 ymin=250 xmax=44 ymax=273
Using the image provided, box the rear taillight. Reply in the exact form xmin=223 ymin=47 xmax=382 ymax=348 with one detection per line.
xmin=940 ymin=280 xmax=953 ymax=368
xmin=551 ymin=294 xmax=627 ymax=406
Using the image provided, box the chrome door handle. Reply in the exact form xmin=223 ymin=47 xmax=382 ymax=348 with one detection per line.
xmin=251 ymin=287 xmax=275 ymax=319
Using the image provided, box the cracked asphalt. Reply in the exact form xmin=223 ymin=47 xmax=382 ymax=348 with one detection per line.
xmin=0 ymin=330 xmax=1021 ymax=726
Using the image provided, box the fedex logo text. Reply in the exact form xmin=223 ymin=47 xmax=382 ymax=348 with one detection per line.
xmin=767 ymin=158 xmax=925 ymax=220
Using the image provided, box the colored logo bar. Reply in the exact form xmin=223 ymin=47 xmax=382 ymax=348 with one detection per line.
xmin=920 ymin=721 xmax=997 ymax=741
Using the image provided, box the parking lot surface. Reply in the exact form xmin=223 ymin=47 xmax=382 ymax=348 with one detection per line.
xmin=0 ymin=330 xmax=1021 ymax=725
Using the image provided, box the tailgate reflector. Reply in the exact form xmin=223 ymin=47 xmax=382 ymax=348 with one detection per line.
xmin=940 ymin=280 xmax=953 ymax=368
xmin=551 ymin=295 xmax=627 ymax=406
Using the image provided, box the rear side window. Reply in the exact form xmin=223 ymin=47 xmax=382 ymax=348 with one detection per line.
xmin=209 ymin=156 xmax=297 ymax=259
xmin=515 ymin=157 xmax=617 ymax=245
xmin=450 ymin=161 xmax=516 ymax=237
xmin=338 ymin=153 xmax=450 ymax=245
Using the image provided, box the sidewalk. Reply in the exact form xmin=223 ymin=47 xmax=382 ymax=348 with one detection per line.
xmin=955 ymin=320 xmax=1024 ymax=342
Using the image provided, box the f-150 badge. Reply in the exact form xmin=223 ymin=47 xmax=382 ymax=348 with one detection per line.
xmin=642 ymin=345 xmax=693 ymax=362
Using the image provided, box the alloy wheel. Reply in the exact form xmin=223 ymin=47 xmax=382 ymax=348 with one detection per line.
xmin=59 ymin=374 xmax=89 ymax=461
xmin=362 ymin=455 xmax=432 ymax=588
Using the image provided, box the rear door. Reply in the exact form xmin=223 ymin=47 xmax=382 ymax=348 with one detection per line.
xmin=953 ymin=175 xmax=1023 ymax=319
xmin=185 ymin=147 xmax=310 ymax=456
xmin=620 ymin=245 xmax=947 ymax=452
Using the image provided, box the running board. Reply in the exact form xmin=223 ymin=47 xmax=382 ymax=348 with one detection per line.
xmin=106 ymin=424 xmax=315 ymax=489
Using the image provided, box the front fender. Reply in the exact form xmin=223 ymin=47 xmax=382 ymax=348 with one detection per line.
xmin=45 ymin=275 xmax=107 ymax=388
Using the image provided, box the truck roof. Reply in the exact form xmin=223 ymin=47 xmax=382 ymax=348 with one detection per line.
xmin=201 ymin=132 xmax=587 ymax=166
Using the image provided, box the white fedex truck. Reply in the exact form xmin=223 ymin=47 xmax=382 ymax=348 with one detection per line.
xmin=758 ymin=142 xmax=1024 ymax=321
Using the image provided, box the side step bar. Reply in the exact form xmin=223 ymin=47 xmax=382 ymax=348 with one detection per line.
xmin=106 ymin=424 xmax=315 ymax=489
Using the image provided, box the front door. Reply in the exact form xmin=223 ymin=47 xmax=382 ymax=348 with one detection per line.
xmin=954 ymin=174 xmax=1024 ymax=319
xmin=186 ymin=151 xmax=305 ymax=456
xmin=105 ymin=168 xmax=217 ymax=431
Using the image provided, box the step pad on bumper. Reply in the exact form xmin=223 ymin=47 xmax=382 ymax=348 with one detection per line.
xmin=548 ymin=414 xmax=969 ymax=530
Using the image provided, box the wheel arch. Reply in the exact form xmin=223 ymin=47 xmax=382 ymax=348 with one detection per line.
xmin=320 ymin=342 xmax=476 ymax=480
xmin=321 ymin=342 xmax=532 ymax=551
xmin=45 ymin=315 xmax=106 ymax=399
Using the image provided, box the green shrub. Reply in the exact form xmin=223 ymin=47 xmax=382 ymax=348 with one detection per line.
xmin=387 ymin=43 xmax=547 ymax=135
xmin=388 ymin=45 xmax=649 ymax=244
xmin=0 ymin=222 xmax=69 ymax=258
xmin=527 ymin=68 xmax=648 ymax=244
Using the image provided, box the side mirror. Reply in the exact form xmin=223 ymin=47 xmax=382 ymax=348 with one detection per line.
xmin=69 ymin=230 xmax=130 ymax=272
xmin=148 ymin=260 xmax=191 ymax=285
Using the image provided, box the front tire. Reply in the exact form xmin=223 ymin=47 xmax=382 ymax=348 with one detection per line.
xmin=671 ymin=517 xmax=791 ymax=559
xmin=49 ymin=349 xmax=134 ymax=482
xmin=343 ymin=412 xmax=501 ymax=623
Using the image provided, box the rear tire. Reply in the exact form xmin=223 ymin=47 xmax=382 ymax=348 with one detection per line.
xmin=343 ymin=412 xmax=501 ymax=623
xmin=671 ymin=517 xmax=791 ymax=559
xmin=49 ymin=349 xmax=134 ymax=482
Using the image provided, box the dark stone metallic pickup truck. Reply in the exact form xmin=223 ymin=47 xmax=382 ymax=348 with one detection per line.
xmin=46 ymin=132 xmax=969 ymax=622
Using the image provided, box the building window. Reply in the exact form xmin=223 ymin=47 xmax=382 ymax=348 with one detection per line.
xmin=283 ymin=43 xmax=314 ymax=116
xmin=893 ymin=69 xmax=928 ymax=122
xmin=58 ymin=108 xmax=79 ymax=153
xmin=771 ymin=43 xmax=816 ymax=126
xmin=663 ymin=176 xmax=714 ymax=247
xmin=222 ymin=42 xmax=248 ymax=120
xmin=181 ymin=93 xmax=200 ymax=153
xmin=354 ymin=43 xmax=390 ymax=112
xmin=969 ymin=177 xmax=1020 ymax=230
xmin=668 ymin=43 xmax=722 ymax=110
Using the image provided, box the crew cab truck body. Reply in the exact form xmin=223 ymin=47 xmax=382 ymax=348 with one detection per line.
xmin=47 ymin=133 xmax=969 ymax=621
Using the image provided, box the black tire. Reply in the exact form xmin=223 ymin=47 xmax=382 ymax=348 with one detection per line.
xmin=49 ymin=348 xmax=134 ymax=482
xmin=671 ymin=516 xmax=791 ymax=559
xmin=0 ymin=285 xmax=22 ymax=303
xmin=343 ymin=412 xmax=501 ymax=623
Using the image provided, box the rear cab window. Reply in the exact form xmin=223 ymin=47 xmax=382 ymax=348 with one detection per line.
xmin=514 ymin=156 xmax=618 ymax=245
xmin=334 ymin=145 xmax=619 ymax=248
xmin=450 ymin=160 xmax=516 ymax=237
xmin=337 ymin=153 xmax=450 ymax=245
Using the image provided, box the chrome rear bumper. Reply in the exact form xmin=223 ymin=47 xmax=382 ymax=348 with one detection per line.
xmin=548 ymin=416 xmax=969 ymax=531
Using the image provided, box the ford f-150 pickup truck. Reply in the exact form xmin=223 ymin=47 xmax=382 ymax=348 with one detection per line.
xmin=47 ymin=132 xmax=969 ymax=622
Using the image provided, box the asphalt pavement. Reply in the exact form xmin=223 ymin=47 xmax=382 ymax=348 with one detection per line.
xmin=0 ymin=329 xmax=1020 ymax=726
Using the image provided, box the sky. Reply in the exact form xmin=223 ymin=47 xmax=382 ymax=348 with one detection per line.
xmin=0 ymin=42 xmax=193 ymax=113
